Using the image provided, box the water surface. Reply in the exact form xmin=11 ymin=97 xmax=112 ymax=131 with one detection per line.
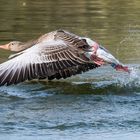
xmin=0 ymin=0 xmax=140 ymax=140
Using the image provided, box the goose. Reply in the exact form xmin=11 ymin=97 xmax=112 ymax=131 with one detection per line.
xmin=0 ymin=29 xmax=129 ymax=86
xmin=0 ymin=30 xmax=58 ymax=52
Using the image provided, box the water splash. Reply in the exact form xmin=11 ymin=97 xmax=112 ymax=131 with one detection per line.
xmin=129 ymin=67 xmax=139 ymax=79
xmin=116 ymin=65 xmax=140 ymax=89
xmin=0 ymin=65 xmax=140 ymax=97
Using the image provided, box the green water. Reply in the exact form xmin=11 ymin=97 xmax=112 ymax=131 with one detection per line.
xmin=0 ymin=0 xmax=140 ymax=140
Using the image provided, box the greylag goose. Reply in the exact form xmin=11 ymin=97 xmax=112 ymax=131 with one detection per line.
xmin=0 ymin=30 xmax=129 ymax=86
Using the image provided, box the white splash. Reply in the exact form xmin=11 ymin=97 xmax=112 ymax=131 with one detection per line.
xmin=116 ymin=65 xmax=140 ymax=87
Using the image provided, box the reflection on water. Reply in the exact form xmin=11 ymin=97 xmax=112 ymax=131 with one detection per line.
xmin=0 ymin=0 xmax=140 ymax=139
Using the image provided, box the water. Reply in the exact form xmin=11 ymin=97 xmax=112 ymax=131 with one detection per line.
xmin=0 ymin=0 xmax=140 ymax=140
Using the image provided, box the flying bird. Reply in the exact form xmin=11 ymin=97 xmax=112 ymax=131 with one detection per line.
xmin=0 ymin=29 xmax=129 ymax=86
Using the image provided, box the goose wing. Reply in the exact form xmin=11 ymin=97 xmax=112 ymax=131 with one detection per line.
xmin=55 ymin=29 xmax=88 ymax=48
xmin=0 ymin=39 xmax=99 ymax=86
xmin=38 ymin=29 xmax=88 ymax=49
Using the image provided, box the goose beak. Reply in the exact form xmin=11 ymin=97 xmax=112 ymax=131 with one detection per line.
xmin=0 ymin=43 xmax=9 ymax=50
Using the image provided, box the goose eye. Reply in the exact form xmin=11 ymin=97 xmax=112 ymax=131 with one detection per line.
xmin=11 ymin=43 xmax=15 ymax=46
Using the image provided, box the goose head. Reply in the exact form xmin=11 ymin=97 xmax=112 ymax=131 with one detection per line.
xmin=0 ymin=40 xmax=37 ymax=52
xmin=0 ymin=41 xmax=24 ymax=52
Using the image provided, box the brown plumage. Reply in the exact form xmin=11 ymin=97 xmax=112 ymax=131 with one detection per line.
xmin=0 ymin=30 xmax=100 ymax=86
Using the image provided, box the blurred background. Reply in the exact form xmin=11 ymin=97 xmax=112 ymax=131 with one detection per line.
xmin=0 ymin=0 xmax=140 ymax=63
xmin=0 ymin=1 xmax=140 ymax=140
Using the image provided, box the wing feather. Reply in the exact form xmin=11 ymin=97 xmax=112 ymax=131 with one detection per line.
xmin=0 ymin=34 xmax=99 ymax=86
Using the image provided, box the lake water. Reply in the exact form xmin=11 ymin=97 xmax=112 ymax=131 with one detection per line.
xmin=0 ymin=0 xmax=140 ymax=140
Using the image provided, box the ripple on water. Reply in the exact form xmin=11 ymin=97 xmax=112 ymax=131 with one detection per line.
xmin=0 ymin=64 xmax=140 ymax=98
xmin=0 ymin=64 xmax=140 ymax=138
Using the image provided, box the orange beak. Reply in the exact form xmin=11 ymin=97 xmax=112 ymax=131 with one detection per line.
xmin=0 ymin=43 xmax=10 ymax=50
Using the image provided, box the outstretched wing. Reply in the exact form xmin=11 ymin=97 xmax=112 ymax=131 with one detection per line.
xmin=38 ymin=29 xmax=89 ymax=49
xmin=0 ymin=40 xmax=99 ymax=86
xmin=55 ymin=29 xmax=89 ymax=49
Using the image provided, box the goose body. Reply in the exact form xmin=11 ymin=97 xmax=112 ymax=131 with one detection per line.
xmin=0 ymin=30 xmax=129 ymax=86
